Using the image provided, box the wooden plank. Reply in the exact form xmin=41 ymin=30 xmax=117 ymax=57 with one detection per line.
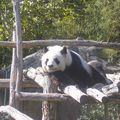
xmin=0 ymin=105 xmax=33 ymax=120
xmin=0 ymin=40 xmax=120 ymax=49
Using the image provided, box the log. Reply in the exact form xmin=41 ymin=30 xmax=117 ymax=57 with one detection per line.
xmin=0 ymin=79 xmax=10 ymax=88
xmin=16 ymin=92 xmax=69 ymax=101
xmin=23 ymin=67 xmax=120 ymax=104
xmin=22 ymin=40 xmax=120 ymax=50
xmin=25 ymin=67 xmax=59 ymax=120
xmin=24 ymin=67 xmax=87 ymax=103
xmin=0 ymin=79 xmax=39 ymax=88
xmin=13 ymin=0 xmax=23 ymax=108
xmin=102 ymin=81 xmax=120 ymax=95
xmin=63 ymin=85 xmax=91 ymax=103
xmin=0 ymin=105 xmax=33 ymax=120
xmin=86 ymin=88 xmax=108 ymax=103
xmin=13 ymin=0 xmax=23 ymax=92
xmin=24 ymin=67 xmax=95 ymax=104
xmin=41 ymin=70 xmax=58 ymax=120
xmin=0 ymin=40 xmax=120 ymax=49
xmin=0 ymin=41 xmax=15 ymax=47
xmin=9 ymin=30 xmax=17 ymax=107
xmin=106 ymin=73 xmax=120 ymax=81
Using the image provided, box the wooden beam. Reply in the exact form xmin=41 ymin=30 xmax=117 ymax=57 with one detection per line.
xmin=13 ymin=0 xmax=23 ymax=92
xmin=41 ymin=71 xmax=58 ymax=120
xmin=0 ymin=79 xmax=39 ymax=88
xmin=9 ymin=30 xmax=17 ymax=107
xmin=16 ymin=92 xmax=69 ymax=101
xmin=0 ymin=79 xmax=10 ymax=88
xmin=24 ymin=67 xmax=120 ymax=104
xmin=13 ymin=0 xmax=23 ymax=109
xmin=15 ymin=92 xmax=120 ymax=103
xmin=0 ymin=41 xmax=15 ymax=47
xmin=23 ymin=40 xmax=120 ymax=49
xmin=86 ymin=87 xmax=108 ymax=103
xmin=63 ymin=85 xmax=90 ymax=103
xmin=0 ymin=40 xmax=120 ymax=50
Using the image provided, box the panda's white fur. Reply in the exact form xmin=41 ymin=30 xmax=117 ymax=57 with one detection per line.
xmin=42 ymin=45 xmax=90 ymax=73
xmin=41 ymin=45 xmax=107 ymax=88
xmin=41 ymin=46 xmax=72 ymax=72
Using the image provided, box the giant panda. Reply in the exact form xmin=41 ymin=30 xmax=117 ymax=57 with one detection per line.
xmin=41 ymin=45 xmax=108 ymax=89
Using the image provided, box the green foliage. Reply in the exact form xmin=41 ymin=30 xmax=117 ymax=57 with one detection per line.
xmin=78 ymin=104 xmax=104 ymax=120
xmin=20 ymin=0 xmax=120 ymax=40
xmin=0 ymin=1 xmax=13 ymax=68
xmin=77 ymin=104 xmax=120 ymax=120
xmin=76 ymin=0 xmax=120 ymax=41
xmin=0 ymin=0 xmax=13 ymax=41
xmin=1 ymin=0 xmax=120 ymax=40
xmin=100 ymin=48 xmax=119 ymax=64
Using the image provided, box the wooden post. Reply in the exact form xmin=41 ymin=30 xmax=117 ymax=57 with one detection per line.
xmin=42 ymin=75 xmax=58 ymax=120
xmin=9 ymin=31 xmax=17 ymax=107
xmin=12 ymin=0 xmax=23 ymax=108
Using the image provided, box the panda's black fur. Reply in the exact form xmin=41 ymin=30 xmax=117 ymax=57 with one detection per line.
xmin=42 ymin=46 xmax=108 ymax=89
xmin=63 ymin=50 xmax=107 ymax=88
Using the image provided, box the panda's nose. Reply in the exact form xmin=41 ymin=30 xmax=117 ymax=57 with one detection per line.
xmin=48 ymin=65 xmax=53 ymax=68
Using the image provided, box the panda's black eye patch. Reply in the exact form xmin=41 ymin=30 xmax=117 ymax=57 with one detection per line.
xmin=54 ymin=58 xmax=60 ymax=64
xmin=45 ymin=59 xmax=49 ymax=65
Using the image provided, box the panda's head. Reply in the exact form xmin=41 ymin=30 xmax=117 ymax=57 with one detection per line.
xmin=41 ymin=45 xmax=72 ymax=73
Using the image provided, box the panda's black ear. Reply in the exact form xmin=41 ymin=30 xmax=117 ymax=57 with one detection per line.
xmin=43 ymin=46 xmax=48 ymax=53
xmin=61 ymin=46 xmax=67 ymax=55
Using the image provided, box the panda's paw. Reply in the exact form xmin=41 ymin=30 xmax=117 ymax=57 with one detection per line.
xmin=36 ymin=67 xmax=45 ymax=75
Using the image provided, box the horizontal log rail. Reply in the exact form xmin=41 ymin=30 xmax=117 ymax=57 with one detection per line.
xmin=0 ymin=78 xmax=120 ymax=103
xmin=0 ymin=40 xmax=120 ymax=49
xmin=15 ymin=92 xmax=120 ymax=104
xmin=0 ymin=79 xmax=10 ymax=88
xmin=0 ymin=79 xmax=38 ymax=88
xmin=16 ymin=92 xmax=69 ymax=101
